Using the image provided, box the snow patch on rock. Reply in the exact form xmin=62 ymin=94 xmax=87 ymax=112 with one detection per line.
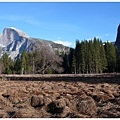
xmin=0 ymin=44 xmax=5 ymax=47
xmin=9 ymin=27 xmax=29 ymax=38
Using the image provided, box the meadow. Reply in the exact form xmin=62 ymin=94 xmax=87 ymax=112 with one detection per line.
xmin=0 ymin=74 xmax=119 ymax=118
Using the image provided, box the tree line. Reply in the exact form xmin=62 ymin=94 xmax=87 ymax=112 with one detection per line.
xmin=63 ymin=37 xmax=120 ymax=74
xmin=0 ymin=45 xmax=63 ymax=74
xmin=0 ymin=37 xmax=120 ymax=74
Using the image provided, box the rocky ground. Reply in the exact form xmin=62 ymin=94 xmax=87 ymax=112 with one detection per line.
xmin=0 ymin=78 xmax=120 ymax=118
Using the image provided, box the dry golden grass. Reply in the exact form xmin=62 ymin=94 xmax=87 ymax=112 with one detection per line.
xmin=0 ymin=76 xmax=119 ymax=118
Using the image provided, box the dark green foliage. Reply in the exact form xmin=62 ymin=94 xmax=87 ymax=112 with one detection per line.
xmin=0 ymin=53 xmax=14 ymax=74
xmin=69 ymin=48 xmax=76 ymax=73
xmin=62 ymin=53 xmax=70 ymax=73
xmin=14 ymin=55 xmax=22 ymax=74
xmin=0 ymin=38 xmax=119 ymax=74
xmin=66 ymin=38 xmax=117 ymax=74
xmin=99 ymin=40 xmax=108 ymax=72
xmin=75 ymin=40 xmax=81 ymax=73
xmin=6 ymin=66 xmax=12 ymax=74
xmin=105 ymin=42 xmax=117 ymax=72
xmin=21 ymin=50 xmax=30 ymax=74
xmin=71 ymin=50 xmax=76 ymax=74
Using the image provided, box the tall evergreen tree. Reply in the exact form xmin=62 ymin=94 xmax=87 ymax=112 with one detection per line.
xmin=93 ymin=38 xmax=101 ymax=73
xmin=75 ymin=40 xmax=81 ymax=73
xmin=62 ymin=53 xmax=69 ymax=73
xmin=87 ymin=40 xmax=94 ymax=73
xmin=99 ymin=40 xmax=107 ymax=73
xmin=1 ymin=53 xmax=14 ymax=74
xmin=68 ymin=48 xmax=76 ymax=74
xmin=105 ymin=42 xmax=116 ymax=72
xmin=80 ymin=41 xmax=86 ymax=73
xmin=21 ymin=50 xmax=29 ymax=74
xmin=72 ymin=50 xmax=76 ymax=74
xmin=14 ymin=54 xmax=22 ymax=74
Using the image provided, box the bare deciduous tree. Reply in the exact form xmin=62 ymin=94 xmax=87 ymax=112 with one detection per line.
xmin=30 ymin=45 xmax=63 ymax=74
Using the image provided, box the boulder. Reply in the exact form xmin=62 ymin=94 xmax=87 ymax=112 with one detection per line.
xmin=47 ymin=99 xmax=66 ymax=114
xmin=31 ymin=95 xmax=44 ymax=108
xmin=76 ymin=95 xmax=97 ymax=116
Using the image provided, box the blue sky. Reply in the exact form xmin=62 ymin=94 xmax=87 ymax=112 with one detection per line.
xmin=0 ymin=2 xmax=120 ymax=48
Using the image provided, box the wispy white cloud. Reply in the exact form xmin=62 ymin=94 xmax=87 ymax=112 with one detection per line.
xmin=0 ymin=15 xmax=82 ymax=33
xmin=54 ymin=40 xmax=72 ymax=47
xmin=24 ymin=18 xmax=40 ymax=25
xmin=0 ymin=15 xmax=40 ymax=25
xmin=0 ymin=15 xmax=25 ymax=21
xmin=57 ymin=37 xmax=61 ymax=39
xmin=105 ymin=34 xmax=110 ymax=37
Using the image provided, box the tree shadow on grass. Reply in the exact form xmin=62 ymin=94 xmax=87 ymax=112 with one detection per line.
xmin=6 ymin=74 xmax=120 ymax=84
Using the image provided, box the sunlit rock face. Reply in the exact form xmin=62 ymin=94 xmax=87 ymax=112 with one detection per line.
xmin=0 ymin=27 xmax=33 ymax=59
xmin=0 ymin=27 xmax=70 ymax=60
xmin=0 ymin=27 xmax=29 ymax=46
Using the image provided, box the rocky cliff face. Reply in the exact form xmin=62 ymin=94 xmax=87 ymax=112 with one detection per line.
xmin=0 ymin=27 xmax=29 ymax=46
xmin=0 ymin=27 xmax=70 ymax=59
xmin=115 ymin=24 xmax=120 ymax=50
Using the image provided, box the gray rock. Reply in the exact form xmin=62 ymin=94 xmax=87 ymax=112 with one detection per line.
xmin=0 ymin=27 xmax=70 ymax=60
xmin=115 ymin=24 xmax=120 ymax=50
xmin=31 ymin=95 xmax=44 ymax=108
xmin=47 ymin=99 xmax=66 ymax=114
xmin=76 ymin=96 xmax=97 ymax=117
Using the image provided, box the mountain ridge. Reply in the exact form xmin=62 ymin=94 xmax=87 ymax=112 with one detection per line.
xmin=0 ymin=27 xmax=70 ymax=59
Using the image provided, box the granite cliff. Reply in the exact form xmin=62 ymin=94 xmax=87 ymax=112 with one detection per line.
xmin=115 ymin=24 xmax=120 ymax=51
xmin=0 ymin=27 xmax=70 ymax=59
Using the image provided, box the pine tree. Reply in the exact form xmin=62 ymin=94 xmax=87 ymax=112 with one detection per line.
xmin=1 ymin=53 xmax=14 ymax=74
xmin=21 ymin=50 xmax=29 ymax=74
xmin=80 ymin=41 xmax=86 ymax=73
xmin=14 ymin=54 xmax=22 ymax=74
xmin=87 ymin=40 xmax=94 ymax=73
xmin=62 ymin=53 xmax=69 ymax=73
xmin=99 ymin=40 xmax=107 ymax=73
xmin=75 ymin=40 xmax=81 ymax=73
xmin=6 ymin=66 xmax=12 ymax=74
xmin=73 ymin=38 xmax=111 ymax=74
xmin=93 ymin=38 xmax=101 ymax=73
xmin=72 ymin=51 xmax=76 ymax=74
xmin=105 ymin=42 xmax=116 ymax=72
xmin=68 ymin=48 xmax=76 ymax=73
